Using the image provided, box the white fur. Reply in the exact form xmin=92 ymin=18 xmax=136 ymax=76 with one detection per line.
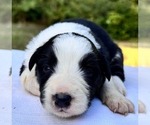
xmin=113 ymin=76 xmax=126 ymax=96
xmin=100 ymin=76 xmax=134 ymax=115
xmin=24 ymin=22 xmax=100 ymax=67
xmin=42 ymin=34 xmax=92 ymax=117
xmin=111 ymin=51 xmax=121 ymax=62
xmin=53 ymin=33 xmax=92 ymax=74
xmin=115 ymin=51 xmax=121 ymax=59
xmin=44 ymin=73 xmax=89 ymax=117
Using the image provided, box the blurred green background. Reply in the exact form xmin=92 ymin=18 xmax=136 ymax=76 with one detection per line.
xmin=0 ymin=0 xmax=11 ymax=49
xmin=12 ymin=0 xmax=138 ymax=50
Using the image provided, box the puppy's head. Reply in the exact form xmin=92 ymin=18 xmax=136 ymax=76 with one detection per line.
xmin=29 ymin=33 xmax=110 ymax=118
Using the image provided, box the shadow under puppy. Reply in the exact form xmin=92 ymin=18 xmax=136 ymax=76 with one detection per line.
xmin=20 ymin=19 xmax=134 ymax=118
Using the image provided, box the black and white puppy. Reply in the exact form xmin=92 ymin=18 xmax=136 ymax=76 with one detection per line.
xmin=20 ymin=19 xmax=134 ymax=118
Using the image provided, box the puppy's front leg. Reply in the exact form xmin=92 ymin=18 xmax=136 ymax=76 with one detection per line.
xmin=20 ymin=65 xmax=40 ymax=96
xmin=99 ymin=76 xmax=134 ymax=115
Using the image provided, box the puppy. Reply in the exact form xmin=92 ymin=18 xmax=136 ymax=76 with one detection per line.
xmin=20 ymin=19 xmax=134 ymax=118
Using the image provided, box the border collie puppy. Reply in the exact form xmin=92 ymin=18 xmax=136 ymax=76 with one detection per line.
xmin=20 ymin=19 xmax=134 ymax=118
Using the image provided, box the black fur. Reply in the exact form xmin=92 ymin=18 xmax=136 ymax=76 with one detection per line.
xmin=79 ymin=53 xmax=105 ymax=101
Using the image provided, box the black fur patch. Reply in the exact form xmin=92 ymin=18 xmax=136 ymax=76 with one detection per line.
xmin=36 ymin=48 xmax=57 ymax=87
xmin=80 ymin=53 xmax=105 ymax=101
xmin=110 ymin=49 xmax=125 ymax=81
xmin=29 ymin=40 xmax=57 ymax=103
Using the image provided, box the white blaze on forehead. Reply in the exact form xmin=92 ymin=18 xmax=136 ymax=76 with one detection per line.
xmin=53 ymin=33 xmax=92 ymax=74
xmin=24 ymin=22 xmax=100 ymax=67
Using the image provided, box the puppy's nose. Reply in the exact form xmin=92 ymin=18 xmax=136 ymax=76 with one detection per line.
xmin=53 ymin=93 xmax=72 ymax=108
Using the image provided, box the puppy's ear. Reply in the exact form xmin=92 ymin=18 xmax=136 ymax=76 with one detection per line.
xmin=29 ymin=47 xmax=42 ymax=71
xmin=97 ymin=49 xmax=111 ymax=81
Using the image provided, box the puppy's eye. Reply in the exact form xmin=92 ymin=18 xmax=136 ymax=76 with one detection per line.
xmin=42 ymin=65 xmax=52 ymax=73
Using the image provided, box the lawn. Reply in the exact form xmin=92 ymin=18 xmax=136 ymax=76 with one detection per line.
xmin=12 ymin=23 xmax=150 ymax=67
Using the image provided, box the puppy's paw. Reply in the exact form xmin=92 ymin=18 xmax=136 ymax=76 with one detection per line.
xmin=20 ymin=67 xmax=40 ymax=96
xmin=103 ymin=92 xmax=134 ymax=115
xmin=138 ymin=100 xmax=146 ymax=113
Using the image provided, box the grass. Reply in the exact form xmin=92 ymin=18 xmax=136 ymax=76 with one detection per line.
xmin=12 ymin=23 xmax=150 ymax=67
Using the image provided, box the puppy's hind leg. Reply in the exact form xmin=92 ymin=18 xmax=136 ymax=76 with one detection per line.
xmin=20 ymin=65 xmax=40 ymax=96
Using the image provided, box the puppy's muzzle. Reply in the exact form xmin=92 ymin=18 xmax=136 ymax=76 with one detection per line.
xmin=52 ymin=93 xmax=72 ymax=108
